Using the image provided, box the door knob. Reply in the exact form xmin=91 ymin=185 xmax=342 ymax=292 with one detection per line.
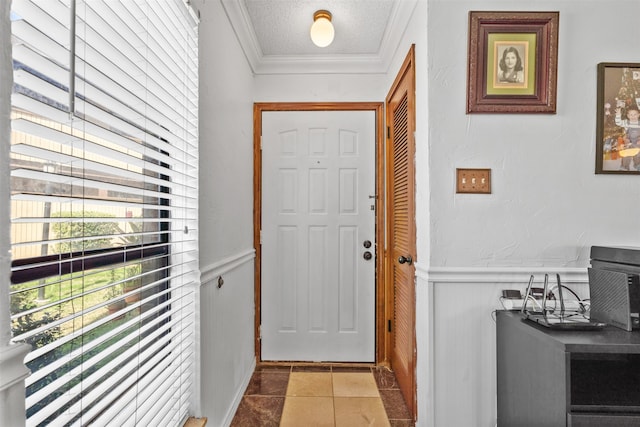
xmin=398 ymin=255 xmax=413 ymax=265
xmin=363 ymin=251 xmax=372 ymax=260
xmin=363 ymin=240 xmax=372 ymax=248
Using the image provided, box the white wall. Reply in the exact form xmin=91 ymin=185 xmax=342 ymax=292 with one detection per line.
xmin=254 ymin=73 xmax=388 ymax=102
xmin=197 ymin=2 xmax=255 ymax=262
xmin=422 ymin=1 xmax=640 ymax=426
xmin=195 ymin=0 xmax=256 ymax=425
xmin=428 ymin=0 xmax=640 ymax=267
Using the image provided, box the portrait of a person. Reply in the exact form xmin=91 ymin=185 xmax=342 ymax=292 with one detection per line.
xmin=497 ymin=46 xmax=524 ymax=84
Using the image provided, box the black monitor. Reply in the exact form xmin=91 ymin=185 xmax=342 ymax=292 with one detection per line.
xmin=589 ymin=246 xmax=640 ymax=330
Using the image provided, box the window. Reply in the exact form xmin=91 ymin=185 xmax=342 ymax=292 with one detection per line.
xmin=9 ymin=1 xmax=199 ymax=425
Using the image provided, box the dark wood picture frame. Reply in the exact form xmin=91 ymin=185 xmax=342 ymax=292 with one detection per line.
xmin=596 ymin=62 xmax=640 ymax=174
xmin=466 ymin=11 xmax=559 ymax=114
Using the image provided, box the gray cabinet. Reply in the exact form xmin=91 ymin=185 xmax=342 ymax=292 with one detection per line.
xmin=496 ymin=311 xmax=640 ymax=426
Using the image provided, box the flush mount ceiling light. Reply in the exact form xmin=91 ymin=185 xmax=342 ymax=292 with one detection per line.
xmin=310 ymin=10 xmax=334 ymax=47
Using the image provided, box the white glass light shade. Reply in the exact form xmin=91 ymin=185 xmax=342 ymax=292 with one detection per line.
xmin=310 ymin=10 xmax=334 ymax=47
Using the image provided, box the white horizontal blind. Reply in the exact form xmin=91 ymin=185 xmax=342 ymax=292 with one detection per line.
xmin=9 ymin=1 xmax=199 ymax=425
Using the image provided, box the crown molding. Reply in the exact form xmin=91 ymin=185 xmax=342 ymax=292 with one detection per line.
xmin=221 ymin=0 xmax=417 ymax=75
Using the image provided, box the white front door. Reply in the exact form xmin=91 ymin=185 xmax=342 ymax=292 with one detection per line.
xmin=261 ymin=110 xmax=376 ymax=362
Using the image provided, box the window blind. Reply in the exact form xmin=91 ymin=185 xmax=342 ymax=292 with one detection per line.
xmin=9 ymin=1 xmax=199 ymax=425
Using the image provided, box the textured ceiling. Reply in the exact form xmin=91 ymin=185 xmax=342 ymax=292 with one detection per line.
xmin=221 ymin=0 xmax=417 ymax=74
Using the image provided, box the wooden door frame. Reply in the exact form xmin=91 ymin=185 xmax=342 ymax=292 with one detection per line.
xmin=253 ymin=102 xmax=386 ymax=363
xmin=385 ymin=45 xmax=417 ymax=418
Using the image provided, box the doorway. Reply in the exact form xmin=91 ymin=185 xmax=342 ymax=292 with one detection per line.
xmin=253 ymin=103 xmax=385 ymax=363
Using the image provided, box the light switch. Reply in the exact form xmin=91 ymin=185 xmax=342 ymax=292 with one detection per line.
xmin=456 ymin=168 xmax=491 ymax=194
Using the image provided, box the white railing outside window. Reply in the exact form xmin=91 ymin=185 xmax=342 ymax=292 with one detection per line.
xmin=9 ymin=1 xmax=199 ymax=425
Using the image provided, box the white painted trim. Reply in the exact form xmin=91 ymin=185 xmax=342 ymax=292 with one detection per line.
xmin=415 ymin=263 xmax=588 ymax=284
xmin=0 ymin=344 xmax=30 ymax=427
xmin=1 ymin=0 xmax=13 ymax=348
xmin=252 ymin=54 xmax=388 ymax=75
xmin=192 ymin=278 xmax=203 ymax=418
xmin=220 ymin=0 xmax=417 ymax=75
xmin=221 ymin=357 xmax=256 ymax=427
xmin=0 ymin=343 xmax=31 ymax=391
xmin=415 ymin=276 xmax=435 ymax=427
xmin=220 ymin=0 xmax=262 ymax=73
xmin=200 ymin=249 xmax=256 ymax=285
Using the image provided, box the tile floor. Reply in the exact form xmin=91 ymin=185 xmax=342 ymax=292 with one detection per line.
xmin=230 ymin=364 xmax=414 ymax=426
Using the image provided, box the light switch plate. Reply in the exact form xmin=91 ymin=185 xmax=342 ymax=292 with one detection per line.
xmin=456 ymin=168 xmax=491 ymax=194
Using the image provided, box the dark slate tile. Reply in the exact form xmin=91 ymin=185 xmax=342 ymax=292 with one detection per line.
xmin=373 ymin=367 xmax=400 ymax=390
xmin=331 ymin=365 xmax=374 ymax=373
xmin=390 ymin=419 xmax=415 ymax=427
xmin=379 ymin=389 xmax=412 ymax=420
xmin=245 ymin=371 xmax=290 ymax=396
xmin=291 ymin=364 xmax=331 ymax=372
xmin=230 ymin=395 xmax=285 ymax=427
xmin=254 ymin=364 xmax=292 ymax=373
xmin=231 ymin=364 xmax=414 ymax=426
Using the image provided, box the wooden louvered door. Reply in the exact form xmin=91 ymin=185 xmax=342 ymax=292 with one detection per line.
xmin=386 ymin=45 xmax=416 ymax=419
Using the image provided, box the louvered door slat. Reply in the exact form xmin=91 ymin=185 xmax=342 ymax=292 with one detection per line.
xmin=386 ymin=46 xmax=417 ymax=419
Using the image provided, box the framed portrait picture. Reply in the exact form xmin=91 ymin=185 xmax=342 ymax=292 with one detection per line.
xmin=466 ymin=11 xmax=559 ymax=114
xmin=596 ymin=63 xmax=640 ymax=174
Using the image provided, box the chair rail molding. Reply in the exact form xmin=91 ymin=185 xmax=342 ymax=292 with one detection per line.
xmin=0 ymin=342 xmax=30 ymax=390
xmin=200 ymin=248 xmax=256 ymax=285
xmin=416 ymin=263 xmax=588 ymax=284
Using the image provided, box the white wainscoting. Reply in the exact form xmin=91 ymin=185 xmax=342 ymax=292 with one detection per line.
xmin=199 ymin=249 xmax=256 ymax=427
xmin=414 ymin=264 xmax=588 ymax=427
xmin=0 ymin=343 xmax=31 ymax=426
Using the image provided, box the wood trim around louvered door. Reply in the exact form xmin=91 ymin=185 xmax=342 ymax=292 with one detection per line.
xmin=385 ymin=44 xmax=417 ymax=420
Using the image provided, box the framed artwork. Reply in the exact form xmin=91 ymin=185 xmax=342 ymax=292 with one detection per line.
xmin=466 ymin=11 xmax=559 ymax=114
xmin=596 ymin=63 xmax=640 ymax=174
